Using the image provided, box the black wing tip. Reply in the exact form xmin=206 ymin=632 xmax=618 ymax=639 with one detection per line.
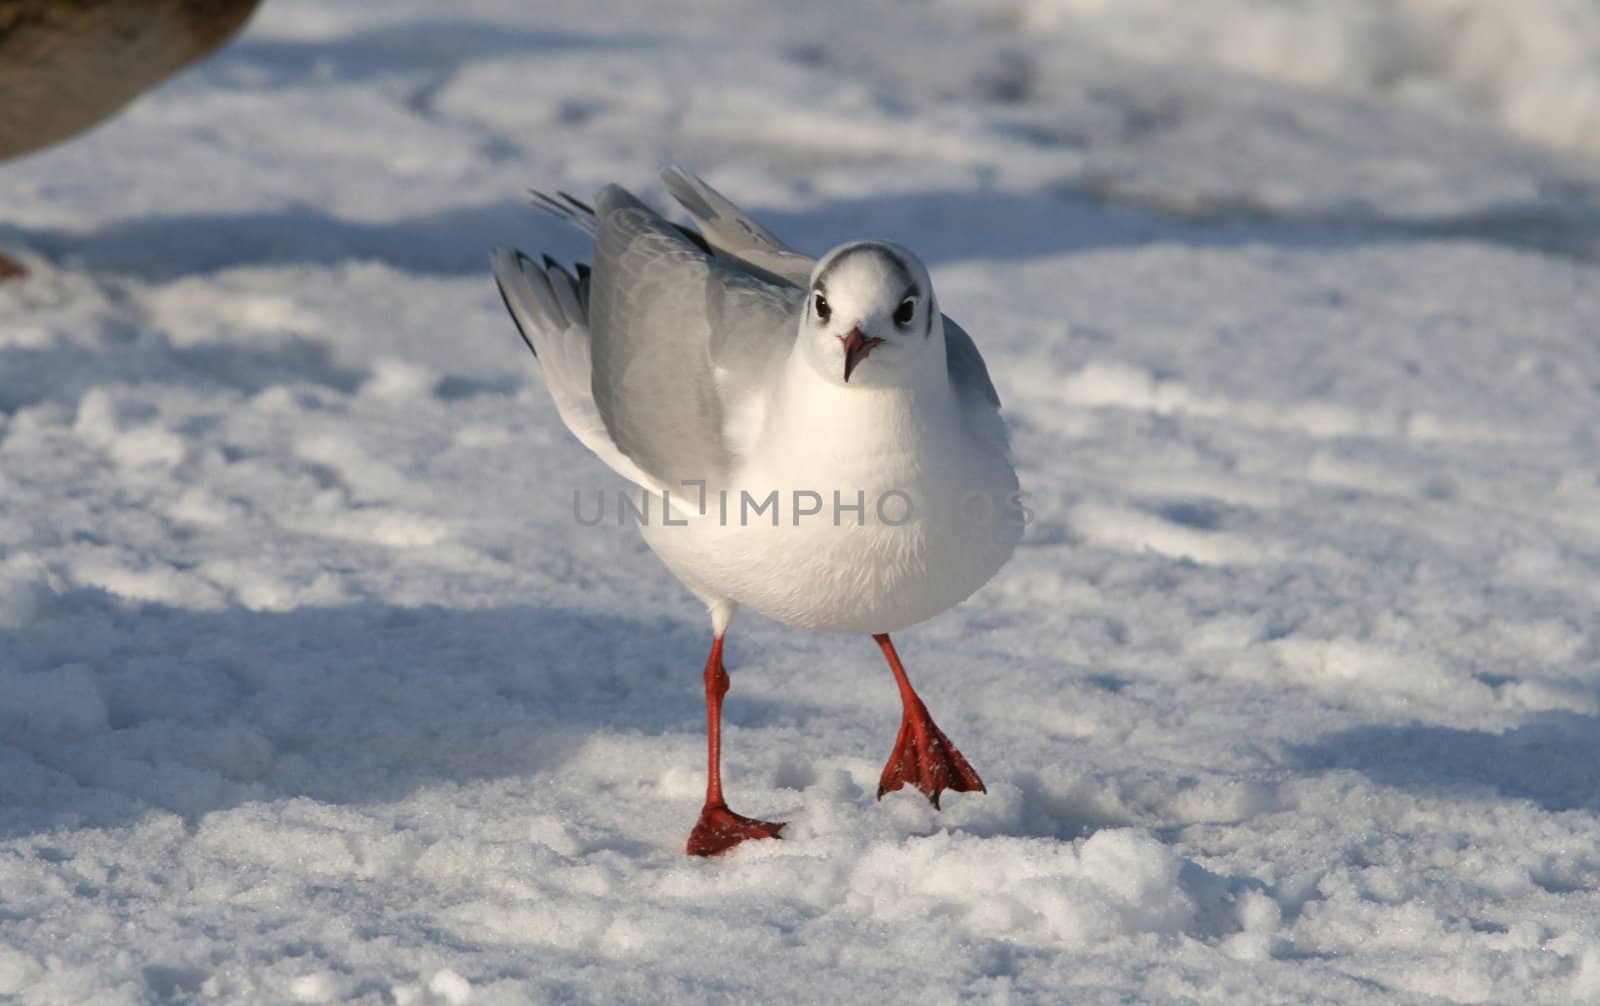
xmin=493 ymin=275 xmax=539 ymax=360
xmin=529 ymin=189 xmax=588 ymax=226
xmin=557 ymin=190 xmax=594 ymax=215
xmin=541 ymin=254 xmax=580 ymax=285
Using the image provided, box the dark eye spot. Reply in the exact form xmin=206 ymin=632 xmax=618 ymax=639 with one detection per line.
xmin=894 ymin=298 xmax=915 ymax=327
xmin=814 ymin=292 xmax=831 ymax=322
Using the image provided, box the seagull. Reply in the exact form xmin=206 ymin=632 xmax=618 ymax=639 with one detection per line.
xmin=491 ymin=168 xmax=1022 ymax=856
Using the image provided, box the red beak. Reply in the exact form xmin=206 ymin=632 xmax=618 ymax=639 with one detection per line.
xmin=840 ymin=328 xmax=884 ymax=383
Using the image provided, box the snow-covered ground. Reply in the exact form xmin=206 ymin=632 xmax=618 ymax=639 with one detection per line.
xmin=1022 ymin=0 xmax=1600 ymax=157
xmin=4 ymin=1 xmax=1600 ymax=1002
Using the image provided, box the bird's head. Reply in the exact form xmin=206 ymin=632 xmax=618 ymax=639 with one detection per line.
xmin=800 ymin=241 xmax=943 ymax=388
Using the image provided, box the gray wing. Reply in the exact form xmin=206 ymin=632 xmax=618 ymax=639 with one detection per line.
xmin=660 ymin=166 xmax=815 ymax=287
xmin=943 ymin=317 xmax=1002 ymax=409
xmin=945 ymin=316 xmax=1010 ymax=458
xmin=661 ymin=167 xmax=1002 ymax=411
xmin=492 ymin=248 xmax=670 ymax=494
xmin=587 ymin=184 xmax=801 ymax=489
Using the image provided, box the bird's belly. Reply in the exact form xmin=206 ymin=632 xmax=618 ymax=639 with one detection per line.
xmin=639 ymin=455 xmax=1021 ymax=634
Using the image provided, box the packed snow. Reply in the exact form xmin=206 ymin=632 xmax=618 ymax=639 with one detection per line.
xmin=3 ymin=1 xmax=1600 ymax=1003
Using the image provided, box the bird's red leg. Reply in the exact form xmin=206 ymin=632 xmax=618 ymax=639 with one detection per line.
xmin=0 ymin=254 xmax=26 ymax=281
xmin=686 ymin=634 xmax=784 ymax=856
xmin=874 ymin=633 xmax=985 ymax=809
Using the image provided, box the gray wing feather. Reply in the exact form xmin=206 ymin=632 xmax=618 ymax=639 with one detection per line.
xmin=943 ymin=317 xmax=1002 ymax=409
xmin=495 ymin=258 xmax=549 ymax=354
xmin=513 ymin=252 xmax=567 ymax=330
xmin=587 ymin=185 xmax=798 ymax=488
xmin=492 ymin=248 xmax=669 ymax=494
xmin=544 ymin=258 xmax=585 ymax=328
xmin=660 ymin=166 xmax=815 ymax=287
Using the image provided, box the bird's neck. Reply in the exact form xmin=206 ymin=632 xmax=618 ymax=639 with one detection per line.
xmin=755 ymin=342 xmax=960 ymax=471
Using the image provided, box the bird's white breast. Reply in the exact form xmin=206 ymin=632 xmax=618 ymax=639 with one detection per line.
xmin=640 ymin=353 xmax=1021 ymax=634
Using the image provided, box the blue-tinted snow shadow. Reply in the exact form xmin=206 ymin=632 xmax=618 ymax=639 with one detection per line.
xmin=0 ymin=590 xmax=804 ymax=840
xmin=14 ymin=182 xmax=1599 ymax=284
xmin=2 ymin=189 xmax=1131 ymax=281
xmin=0 ymin=199 xmax=561 ymax=281
xmin=1290 ymin=712 xmax=1600 ymax=813
xmin=0 ymin=331 xmax=371 ymax=414
xmin=754 ymin=186 xmax=1600 ymax=265
xmin=1131 ymin=194 xmax=1600 ymax=263
xmin=218 ymin=19 xmax=658 ymax=91
xmin=0 ymin=187 xmax=1275 ymax=283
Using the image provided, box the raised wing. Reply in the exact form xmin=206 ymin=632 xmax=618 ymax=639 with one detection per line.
xmin=660 ymin=166 xmax=815 ymax=287
xmin=491 ymin=248 xmax=669 ymax=494
xmin=586 ymin=184 xmax=801 ymax=489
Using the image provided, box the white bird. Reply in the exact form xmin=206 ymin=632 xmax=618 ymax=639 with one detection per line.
xmin=492 ymin=168 xmax=1021 ymax=856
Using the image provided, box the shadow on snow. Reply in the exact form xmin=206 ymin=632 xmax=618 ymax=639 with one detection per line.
xmin=1291 ymin=712 xmax=1600 ymax=813
xmin=0 ymin=590 xmax=783 ymax=840
xmin=9 ymin=181 xmax=1600 ymax=286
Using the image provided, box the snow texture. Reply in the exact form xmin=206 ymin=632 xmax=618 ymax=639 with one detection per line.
xmin=2 ymin=1 xmax=1600 ymax=1003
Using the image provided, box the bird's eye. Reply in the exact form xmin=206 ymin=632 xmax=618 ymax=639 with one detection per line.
xmin=894 ymin=298 xmax=916 ymax=327
xmin=814 ymin=292 xmax=831 ymax=322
